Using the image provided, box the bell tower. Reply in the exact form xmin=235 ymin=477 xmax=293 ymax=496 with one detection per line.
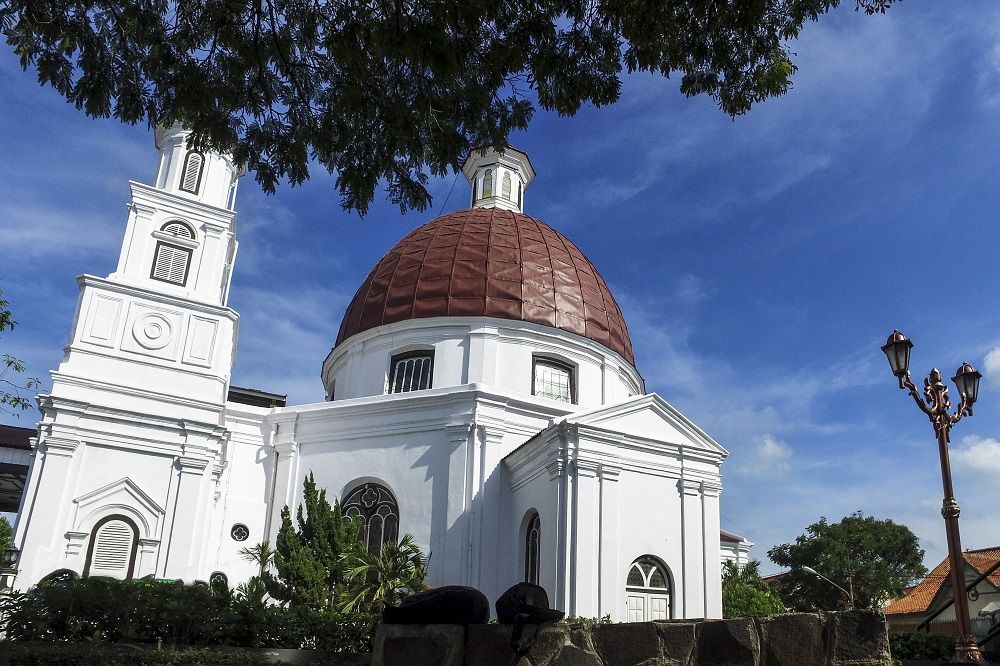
xmin=462 ymin=146 xmax=535 ymax=213
xmin=14 ymin=126 xmax=244 ymax=586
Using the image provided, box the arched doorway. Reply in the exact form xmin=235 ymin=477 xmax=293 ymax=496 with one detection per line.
xmin=625 ymin=556 xmax=672 ymax=621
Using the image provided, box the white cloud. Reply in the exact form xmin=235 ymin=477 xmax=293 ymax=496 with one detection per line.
xmin=982 ymin=347 xmax=1000 ymax=378
xmin=734 ymin=435 xmax=793 ymax=477
xmin=952 ymin=435 xmax=1000 ymax=480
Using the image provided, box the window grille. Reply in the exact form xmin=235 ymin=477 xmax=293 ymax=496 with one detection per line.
xmin=482 ymin=169 xmax=493 ymax=197
xmin=525 ymin=512 xmax=540 ymax=584
xmin=533 ymin=358 xmax=574 ymax=403
xmin=388 ymin=352 xmax=433 ymax=393
xmin=180 ymin=150 xmax=204 ymax=193
xmin=343 ymin=482 xmax=399 ymax=553
xmin=502 ymin=172 xmax=512 ymax=200
xmin=627 ymin=557 xmax=671 ymax=591
xmin=151 ymin=242 xmax=192 ymax=285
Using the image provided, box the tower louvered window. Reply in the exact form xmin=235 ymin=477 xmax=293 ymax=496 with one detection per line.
xmin=84 ymin=517 xmax=138 ymax=579
xmin=152 ymin=242 xmax=192 ymax=285
xmin=162 ymin=221 xmax=194 ymax=239
xmin=180 ymin=150 xmax=204 ymax=194
xmin=482 ymin=169 xmax=493 ymax=197
xmin=388 ymin=352 xmax=433 ymax=394
xmin=502 ymin=172 xmax=512 ymax=200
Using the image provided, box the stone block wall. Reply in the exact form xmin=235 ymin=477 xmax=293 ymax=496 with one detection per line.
xmin=372 ymin=610 xmax=891 ymax=666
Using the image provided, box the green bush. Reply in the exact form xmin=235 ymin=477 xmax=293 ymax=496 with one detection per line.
xmin=0 ymin=576 xmax=378 ymax=652
xmin=0 ymin=643 xmax=274 ymax=665
xmin=888 ymin=631 xmax=955 ymax=662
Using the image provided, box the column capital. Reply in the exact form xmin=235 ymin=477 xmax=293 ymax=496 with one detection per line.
xmin=176 ymin=456 xmax=210 ymax=473
xmin=678 ymin=478 xmax=702 ymax=496
xmin=274 ymin=440 xmax=298 ymax=456
xmin=701 ymin=480 xmax=723 ymax=497
xmin=43 ymin=437 xmax=81 ymax=458
xmin=598 ymin=464 xmax=622 ymax=482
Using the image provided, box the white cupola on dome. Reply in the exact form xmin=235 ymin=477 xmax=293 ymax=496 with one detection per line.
xmin=153 ymin=125 xmax=244 ymax=210
xmin=462 ymin=146 xmax=535 ymax=213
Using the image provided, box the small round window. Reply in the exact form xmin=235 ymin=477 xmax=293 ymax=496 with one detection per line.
xmin=230 ymin=524 xmax=250 ymax=542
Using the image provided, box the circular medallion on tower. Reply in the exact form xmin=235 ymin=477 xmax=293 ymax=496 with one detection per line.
xmin=336 ymin=207 xmax=634 ymax=365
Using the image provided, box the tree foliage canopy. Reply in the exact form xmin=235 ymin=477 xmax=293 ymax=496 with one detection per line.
xmin=767 ymin=512 xmax=927 ymax=611
xmin=264 ymin=472 xmax=362 ymax=610
xmin=1 ymin=0 xmax=895 ymax=214
xmin=721 ymin=559 xmax=786 ymax=618
xmin=0 ymin=286 xmax=40 ymax=417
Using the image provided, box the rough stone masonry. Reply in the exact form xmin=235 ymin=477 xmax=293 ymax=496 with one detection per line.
xmin=372 ymin=610 xmax=892 ymax=666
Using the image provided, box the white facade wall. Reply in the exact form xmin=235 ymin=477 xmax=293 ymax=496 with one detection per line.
xmin=322 ymin=318 xmax=643 ymax=408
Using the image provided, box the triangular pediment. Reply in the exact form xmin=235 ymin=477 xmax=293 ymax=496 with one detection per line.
xmin=562 ymin=393 xmax=728 ymax=456
xmin=73 ymin=477 xmax=165 ymax=518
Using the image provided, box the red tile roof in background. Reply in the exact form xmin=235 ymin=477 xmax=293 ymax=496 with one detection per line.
xmin=885 ymin=547 xmax=1000 ymax=615
xmin=0 ymin=424 xmax=34 ymax=450
xmin=336 ymin=208 xmax=635 ymax=365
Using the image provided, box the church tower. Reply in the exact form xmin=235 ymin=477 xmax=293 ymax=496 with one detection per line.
xmin=14 ymin=126 xmax=244 ymax=585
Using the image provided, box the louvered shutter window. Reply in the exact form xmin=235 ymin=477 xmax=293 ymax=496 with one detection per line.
xmin=502 ymin=172 xmax=512 ymax=200
xmin=482 ymin=169 xmax=493 ymax=197
xmin=180 ymin=151 xmax=204 ymax=193
xmin=152 ymin=242 xmax=192 ymax=285
xmin=89 ymin=520 xmax=135 ymax=578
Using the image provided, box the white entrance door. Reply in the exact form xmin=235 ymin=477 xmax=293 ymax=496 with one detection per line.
xmin=626 ymin=593 xmax=646 ymax=622
xmin=625 ymin=591 xmax=670 ymax=621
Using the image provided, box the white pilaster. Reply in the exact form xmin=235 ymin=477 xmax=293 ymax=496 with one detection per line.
xmin=678 ymin=477 xmax=705 ymax=618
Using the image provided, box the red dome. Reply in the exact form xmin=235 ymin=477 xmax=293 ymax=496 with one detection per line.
xmin=336 ymin=208 xmax=634 ymax=365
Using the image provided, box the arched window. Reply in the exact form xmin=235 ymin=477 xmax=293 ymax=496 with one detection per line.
xmin=625 ymin=556 xmax=672 ymax=621
xmin=524 ymin=512 xmax=540 ymax=585
xmin=83 ymin=515 xmax=140 ymax=579
xmin=388 ymin=351 xmax=433 ymax=394
xmin=482 ymin=169 xmax=493 ymax=197
xmin=502 ymin=172 xmax=512 ymax=200
xmin=343 ymin=482 xmax=399 ymax=553
xmin=161 ymin=221 xmax=194 ymax=239
xmin=180 ymin=150 xmax=204 ymax=194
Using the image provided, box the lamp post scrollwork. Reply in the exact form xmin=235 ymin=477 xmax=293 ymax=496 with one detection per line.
xmin=881 ymin=330 xmax=984 ymax=663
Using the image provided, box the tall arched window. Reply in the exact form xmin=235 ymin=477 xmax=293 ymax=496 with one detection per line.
xmin=502 ymin=172 xmax=512 ymax=200
xmin=482 ymin=169 xmax=493 ymax=197
xmin=625 ymin=556 xmax=672 ymax=621
xmin=180 ymin=150 xmax=204 ymax=194
xmin=524 ymin=512 xmax=540 ymax=585
xmin=343 ymin=482 xmax=399 ymax=553
xmin=83 ymin=515 xmax=140 ymax=579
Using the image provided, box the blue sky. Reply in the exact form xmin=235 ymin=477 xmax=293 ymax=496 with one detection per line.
xmin=3 ymin=1 xmax=1000 ymax=577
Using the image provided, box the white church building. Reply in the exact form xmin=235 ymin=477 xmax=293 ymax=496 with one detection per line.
xmin=11 ymin=126 xmax=740 ymax=622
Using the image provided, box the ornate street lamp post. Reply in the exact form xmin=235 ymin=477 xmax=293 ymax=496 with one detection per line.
xmin=0 ymin=546 xmax=19 ymax=592
xmin=881 ymin=330 xmax=984 ymax=663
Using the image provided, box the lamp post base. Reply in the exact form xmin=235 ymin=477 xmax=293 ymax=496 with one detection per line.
xmin=949 ymin=634 xmax=985 ymax=663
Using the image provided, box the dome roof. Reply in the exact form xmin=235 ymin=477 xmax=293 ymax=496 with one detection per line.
xmin=336 ymin=208 xmax=635 ymax=365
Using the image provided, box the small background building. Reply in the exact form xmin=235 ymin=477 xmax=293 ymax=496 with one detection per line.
xmin=884 ymin=547 xmax=1000 ymax=655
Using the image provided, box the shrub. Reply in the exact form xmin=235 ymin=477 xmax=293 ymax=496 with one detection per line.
xmin=888 ymin=631 xmax=955 ymax=662
xmin=0 ymin=575 xmax=378 ymax=652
